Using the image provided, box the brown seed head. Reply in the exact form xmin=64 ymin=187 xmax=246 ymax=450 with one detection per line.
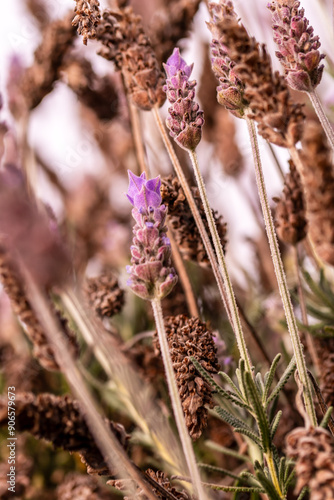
xmin=72 ymin=0 xmax=101 ymax=45
xmin=85 ymin=272 xmax=125 ymax=318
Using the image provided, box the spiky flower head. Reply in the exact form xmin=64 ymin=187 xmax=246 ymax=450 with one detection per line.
xmin=207 ymin=1 xmax=249 ymax=118
xmin=126 ymin=171 xmax=177 ymax=301
xmin=163 ymin=48 xmax=204 ymax=151
xmin=267 ymin=0 xmax=325 ymax=92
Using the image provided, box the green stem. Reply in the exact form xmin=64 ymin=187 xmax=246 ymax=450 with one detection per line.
xmin=246 ymin=116 xmax=317 ymax=426
xmin=188 ymin=149 xmax=252 ymax=374
xmin=308 ymin=90 xmax=334 ymax=151
xmin=151 ymin=298 xmax=207 ymax=500
xmin=265 ymin=451 xmax=284 ymax=499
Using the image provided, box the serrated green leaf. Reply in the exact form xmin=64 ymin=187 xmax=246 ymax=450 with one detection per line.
xmin=255 ymin=469 xmax=282 ymax=500
xmin=244 ymin=372 xmax=271 ymax=451
xmin=219 ymin=371 xmax=245 ymax=401
xmin=320 ymin=406 xmax=333 ymax=429
xmin=255 ymin=372 xmax=265 ymax=397
xmin=263 ymin=354 xmax=281 ymax=404
xmin=215 ymin=406 xmax=253 ymax=432
xmin=267 ymin=357 xmax=296 ymax=406
xmin=270 ymin=411 xmax=282 ymax=440
xmin=296 ymin=486 xmax=308 ymax=500
xmin=234 ymin=427 xmax=263 ymax=449
xmin=284 ymin=468 xmax=296 ymax=494
xmin=278 ymin=457 xmax=286 ymax=487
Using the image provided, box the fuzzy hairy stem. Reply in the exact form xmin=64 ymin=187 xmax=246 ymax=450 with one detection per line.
xmin=21 ymin=271 xmax=156 ymax=499
xmin=308 ymin=90 xmax=334 ymax=151
xmin=188 ymin=149 xmax=252 ymax=373
xmin=152 ymin=106 xmax=233 ymax=325
xmin=151 ymin=298 xmax=207 ymax=500
xmin=246 ymin=116 xmax=317 ymax=427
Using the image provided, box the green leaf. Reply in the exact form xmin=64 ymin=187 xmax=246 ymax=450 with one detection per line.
xmin=263 ymin=354 xmax=281 ymax=404
xmin=296 ymin=486 xmax=308 ymax=500
xmin=244 ymin=372 xmax=271 ymax=451
xmin=267 ymin=357 xmax=296 ymax=406
xmin=302 ymin=269 xmax=334 ymax=309
xmin=219 ymin=371 xmax=245 ymax=401
xmin=214 ymin=406 xmax=254 ymax=432
xmin=278 ymin=457 xmax=286 ymax=487
xmin=234 ymin=427 xmax=263 ymax=449
xmin=255 ymin=372 xmax=265 ymax=398
xmin=203 ymin=484 xmax=265 ymax=493
xmin=284 ymin=468 xmax=296 ymax=494
xmin=198 ymin=463 xmax=250 ymax=483
xmin=320 ymin=406 xmax=333 ymax=429
xmin=255 ymin=469 xmax=282 ymax=500
xmin=204 ymin=440 xmax=249 ymax=462
xmin=270 ymin=411 xmax=282 ymax=440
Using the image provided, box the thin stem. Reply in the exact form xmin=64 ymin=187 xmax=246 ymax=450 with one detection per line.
xmin=308 ymin=90 xmax=334 ymax=151
xmin=169 ymin=231 xmax=199 ymax=318
xmin=151 ymin=298 xmax=207 ymax=500
xmin=188 ymin=148 xmax=252 ymax=373
xmin=246 ymin=116 xmax=317 ymax=426
xmin=294 ymin=246 xmax=320 ymax=376
xmin=128 ymin=102 xmax=150 ymax=177
xmin=152 ymin=107 xmax=233 ymax=326
xmin=21 ymin=271 xmax=156 ymax=500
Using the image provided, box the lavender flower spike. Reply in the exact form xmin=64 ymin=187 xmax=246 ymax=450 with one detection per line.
xmin=126 ymin=171 xmax=178 ymax=301
xmin=267 ymin=0 xmax=325 ymax=92
xmin=163 ymin=48 xmax=204 ymax=151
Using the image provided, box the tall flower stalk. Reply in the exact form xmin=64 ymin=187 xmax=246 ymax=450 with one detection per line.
xmin=163 ymin=48 xmax=252 ymax=373
xmin=126 ymin=171 xmax=207 ymax=500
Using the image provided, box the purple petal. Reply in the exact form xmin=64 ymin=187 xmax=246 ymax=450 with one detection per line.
xmin=146 ymin=176 xmax=161 ymax=196
xmin=127 ymin=171 xmax=146 ymax=205
xmin=164 ymin=48 xmax=193 ymax=79
xmin=133 ymin=184 xmax=162 ymax=212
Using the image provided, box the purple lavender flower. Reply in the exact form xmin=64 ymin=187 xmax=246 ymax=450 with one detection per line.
xmin=163 ymin=48 xmax=204 ymax=151
xmin=126 ymin=171 xmax=178 ymax=300
xmin=267 ymin=0 xmax=325 ymax=92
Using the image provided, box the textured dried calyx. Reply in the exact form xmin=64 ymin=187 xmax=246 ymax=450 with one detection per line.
xmin=154 ymin=314 xmax=220 ymax=439
xmin=299 ymin=121 xmax=334 ymax=265
xmin=286 ymin=426 xmax=334 ymax=499
xmin=274 ymin=160 xmax=307 ymax=245
xmin=0 ymin=392 xmax=129 ymax=476
xmin=161 ymin=175 xmax=227 ymax=266
xmin=85 ymin=272 xmax=125 ymax=318
xmin=207 ymin=1 xmax=304 ymax=147
xmin=96 ymin=7 xmax=166 ymax=110
xmin=72 ymin=0 xmax=101 ymax=45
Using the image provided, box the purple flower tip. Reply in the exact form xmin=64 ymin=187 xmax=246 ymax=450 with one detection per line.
xmin=164 ymin=48 xmax=193 ymax=79
xmin=126 ymin=170 xmax=162 ymax=212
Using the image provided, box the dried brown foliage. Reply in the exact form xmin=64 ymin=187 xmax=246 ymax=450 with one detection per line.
xmin=161 ymin=175 xmax=227 ymax=266
xmin=154 ymin=314 xmax=220 ymax=439
xmin=72 ymin=0 xmax=101 ymax=45
xmin=85 ymin=273 xmax=125 ymax=318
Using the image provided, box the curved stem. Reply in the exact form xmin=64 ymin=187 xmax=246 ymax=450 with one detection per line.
xmin=308 ymin=90 xmax=334 ymax=151
xmin=152 ymin=106 xmax=233 ymax=327
xmin=151 ymin=298 xmax=207 ymax=500
xmin=188 ymin=149 xmax=252 ymax=373
xmin=246 ymin=116 xmax=317 ymax=426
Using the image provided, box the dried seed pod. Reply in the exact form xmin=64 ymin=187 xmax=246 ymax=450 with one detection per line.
xmin=96 ymin=7 xmax=166 ymax=110
xmin=149 ymin=0 xmax=202 ymax=65
xmin=286 ymin=426 xmax=334 ymax=499
xmin=299 ymin=121 xmax=334 ymax=265
xmin=57 ymin=473 xmax=114 ymax=500
xmin=62 ymin=56 xmax=119 ymax=121
xmin=274 ymin=160 xmax=307 ymax=245
xmin=161 ymin=175 xmax=227 ymax=267
xmin=85 ymin=272 xmax=125 ymax=318
xmin=0 ymin=392 xmax=129 ymax=476
xmin=17 ymin=11 xmax=76 ymax=112
xmin=154 ymin=315 xmax=220 ymax=439
xmin=0 ymin=251 xmax=79 ymax=371
xmin=207 ymin=1 xmax=305 ymax=147
xmin=72 ymin=0 xmax=101 ymax=45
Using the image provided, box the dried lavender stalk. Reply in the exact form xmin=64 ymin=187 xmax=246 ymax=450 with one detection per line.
xmin=94 ymin=7 xmax=166 ymax=110
xmin=267 ymin=0 xmax=334 ymax=149
xmin=72 ymin=0 xmax=101 ymax=45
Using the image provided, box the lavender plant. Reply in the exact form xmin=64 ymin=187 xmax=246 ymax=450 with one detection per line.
xmin=1 ymin=0 xmax=334 ymax=499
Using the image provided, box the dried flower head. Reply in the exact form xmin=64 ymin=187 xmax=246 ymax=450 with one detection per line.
xmin=72 ymin=0 xmax=101 ymax=45
xmin=286 ymin=426 xmax=334 ymax=499
xmin=126 ymin=171 xmax=178 ymax=301
xmin=163 ymin=48 xmax=204 ymax=151
xmin=207 ymin=0 xmax=304 ymax=147
xmin=299 ymin=121 xmax=334 ymax=265
xmin=154 ymin=315 xmax=220 ymax=439
xmin=161 ymin=175 xmax=227 ymax=266
xmin=85 ymin=272 xmax=125 ymax=318
xmin=274 ymin=159 xmax=307 ymax=245
xmin=96 ymin=7 xmax=166 ymax=110
xmin=268 ymin=0 xmax=325 ymax=92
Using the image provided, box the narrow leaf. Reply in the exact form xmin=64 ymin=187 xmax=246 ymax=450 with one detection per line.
xmin=215 ymin=406 xmax=253 ymax=432
xmin=255 ymin=469 xmax=282 ymax=500
xmin=204 ymin=441 xmax=249 ymax=462
xmin=263 ymin=354 xmax=281 ymax=403
xmin=270 ymin=411 xmax=282 ymax=440
xmin=267 ymin=357 xmax=296 ymax=406
xmin=296 ymin=486 xmax=308 ymax=500
xmin=320 ymin=406 xmax=334 ymax=429
xmin=245 ymin=372 xmax=271 ymax=451
xmin=234 ymin=427 xmax=263 ymax=449
xmin=198 ymin=463 xmax=249 ymax=483
xmin=219 ymin=371 xmax=245 ymax=401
